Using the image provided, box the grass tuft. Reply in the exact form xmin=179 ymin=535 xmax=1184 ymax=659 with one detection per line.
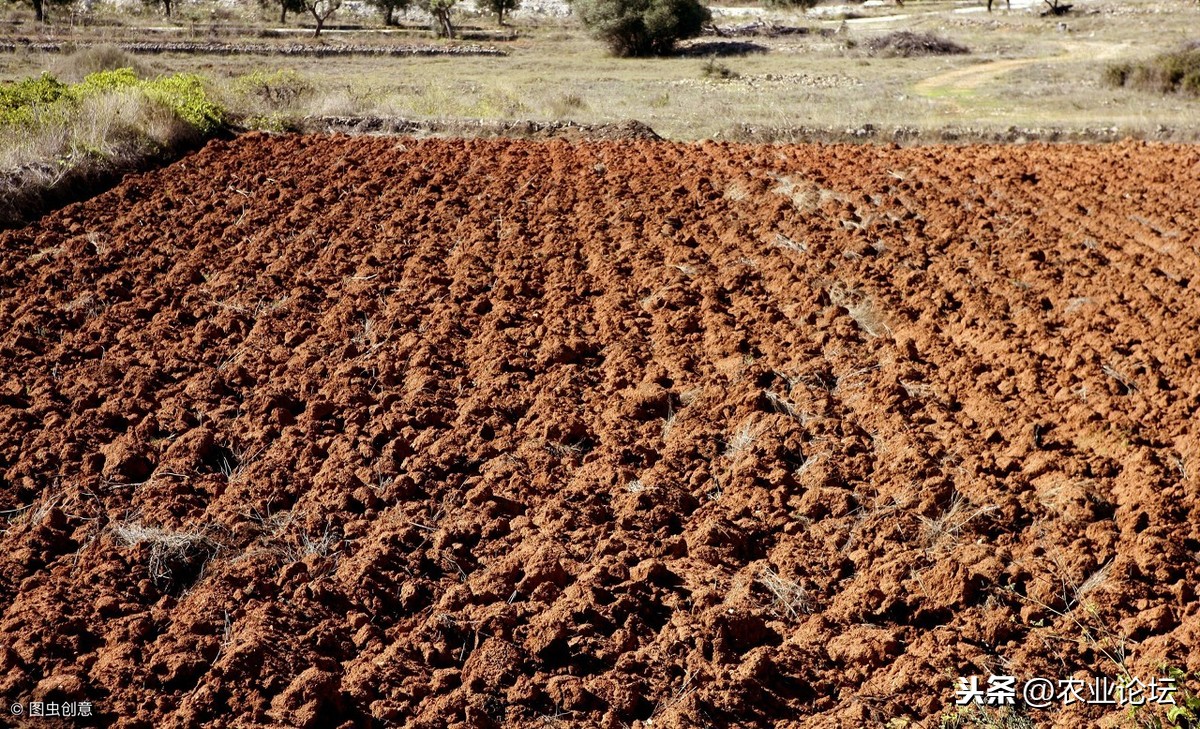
xmin=757 ymin=566 xmax=812 ymax=619
xmin=701 ymin=57 xmax=739 ymax=80
xmin=112 ymin=521 xmax=220 ymax=587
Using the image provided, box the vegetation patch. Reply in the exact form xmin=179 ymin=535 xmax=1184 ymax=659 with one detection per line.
xmin=865 ymin=31 xmax=969 ymax=58
xmin=49 ymin=44 xmax=148 ymax=82
xmin=572 ymin=0 xmax=711 ymax=57
xmin=1106 ymin=47 xmax=1200 ymax=97
xmin=0 ymin=67 xmax=228 ymax=228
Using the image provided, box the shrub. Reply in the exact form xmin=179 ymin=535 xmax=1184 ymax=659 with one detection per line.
xmin=142 ymin=74 xmax=226 ymax=134
xmin=0 ymin=74 xmax=70 ymax=125
xmin=69 ymin=68 xmax=141 ymax=97
xmin=573 ymin=0 xmax=711 ymax=57
xmin=1106 ymin=48 xmax=1200 ymax=96
xmin=1104 ymin=62 xmax=1132 ymax=88
xmin=2 ymin=70 xmax=225 ymax=134
xmin=243 ymin=113 xmax=302 ymax=133
xmin=51 ymin=45 xmax=147 ymax=83
xmin=701 ymin=56 xmax=738 ymax=79
xmin=232 ymin=69 xmax=315 ymax=109
xmin=865 ymin=31 xmax=969 ymax=58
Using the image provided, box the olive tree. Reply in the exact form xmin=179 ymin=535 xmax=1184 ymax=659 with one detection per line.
xmin=572 ymin=0 xmax=710 ymax=57
xmin=481 ymin=0 xmax=520 ymax=25
xmin=26 ymin=0 xmax=72 ymax=22
xmin=262 ymin=0 xmax=306 ymax=24
xmin=304 ymin=0 xmax=342 ymax=36
xmin=366 ymin=0 xmax=412 ymax=25
xmin=420 ymin=0 xmax=457 ymax=37
xmin=142 ymin=0 xmax=174 ymax=18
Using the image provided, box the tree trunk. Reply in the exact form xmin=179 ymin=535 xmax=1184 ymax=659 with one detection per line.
xmin=384 ymin=5 xmax=395 ymax=25
xmin=281 ymin=4 xmax=288 ymax=23
xmin=314 ymin=15 xmax=324 ymax=36
xmin=497 ymin=7 xmax=504 ymax=25
xmin=33 ymin=0 xmax=45 ymax=22
xmin=987 ymin=0 xmax=993 ymax=11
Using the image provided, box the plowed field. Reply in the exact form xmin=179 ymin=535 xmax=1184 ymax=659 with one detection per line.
xmin=1 ymin=135 xmax=1198 ymax=728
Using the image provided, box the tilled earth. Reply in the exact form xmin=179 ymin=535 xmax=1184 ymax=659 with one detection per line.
xmin=0 ymin=135 xmax=1198 ymax=728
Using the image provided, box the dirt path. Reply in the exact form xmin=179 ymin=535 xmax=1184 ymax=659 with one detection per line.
xmin=913 ymin=41 xmax=1130 ymax=110
xmin=913 ymin=56 xmax=1045 ymax=102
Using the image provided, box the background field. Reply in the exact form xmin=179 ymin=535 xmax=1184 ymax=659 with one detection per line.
xmin=2 ymin=0 xmax=1199 ymax=139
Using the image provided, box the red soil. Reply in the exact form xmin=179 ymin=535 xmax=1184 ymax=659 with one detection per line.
xmin=0 ymin=134 xmax=1198 ymax=728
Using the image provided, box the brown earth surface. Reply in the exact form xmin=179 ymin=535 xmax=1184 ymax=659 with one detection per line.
xmin=1 ymin=135 xmax=1199 ymax=728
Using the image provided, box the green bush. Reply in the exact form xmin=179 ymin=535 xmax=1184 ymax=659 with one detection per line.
xmin=69 ymin=68 xmax=141 ymax=97
xmin=1 ymin=70 xmax=226 ymax=229
xmin=573 ymin=0 xmax=711 ymax=57
xmin=142 ymin=74 xmax=226 ymax=133
xmin=0 ymin=74 xmax=70 ymax=125
xmin=1106 ymin=48 xmax=1200 ymax=96
xmin=1 ymin=70 xmax=226 ymax=134
xmin=243 ymin=113 xmax=302 ymax=133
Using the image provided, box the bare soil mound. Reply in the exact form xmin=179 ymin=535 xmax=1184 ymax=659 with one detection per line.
xmin=1 ymin=135 xmax=1198 ymax=728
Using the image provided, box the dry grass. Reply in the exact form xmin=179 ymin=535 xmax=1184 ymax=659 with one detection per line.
xmin=50 ymin=44 xmax=148 ymax=82
xmin=941 ymin=705 xmax=1036 ymax=729
xmin=112 ymin=521 xmax=220 ymax=585
xmin=772 ymin=233 xmax=808 ymax=254
xmin=763 ymin=389 xmax=797 ymax=417
xmin=757 ymin=566 xmax=812 ymax=619
xmin=829 ymin=284 xmax=891 ymax=339
xmin=770 ymin=174 xmax=841 ymax=213
xmin=917 ymin=493 xmax=998 ymax=549
xmin=1 ymin=493 xmax=61 ymax=531
xmin=724 ymin=420 xmax=758 ymax=458
xmin=864 ymin=31 xmax=969 ymax=58
xmin=280 ymin=522 xmax=340 ymax=563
